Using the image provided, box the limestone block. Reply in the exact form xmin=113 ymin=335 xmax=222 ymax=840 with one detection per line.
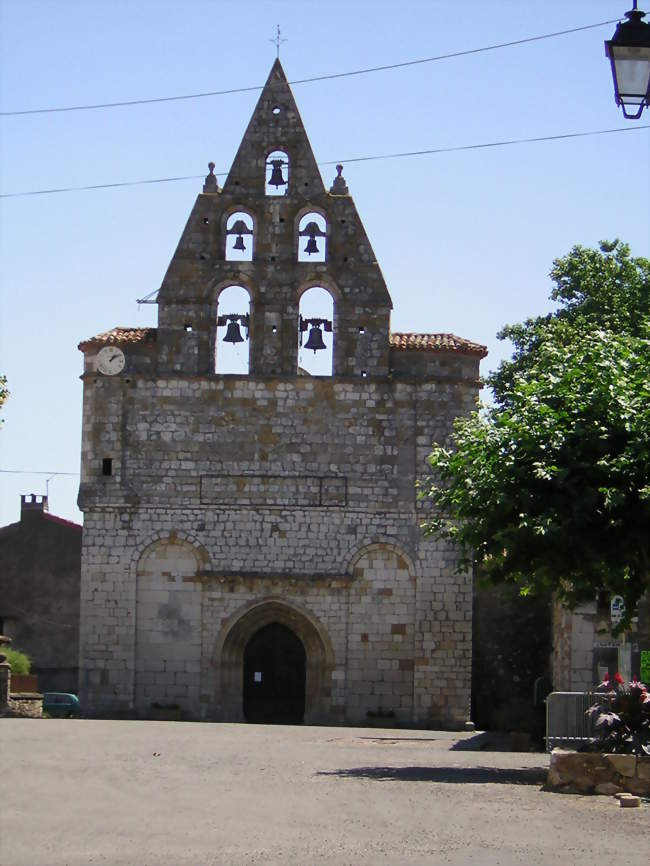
xmin=619 ymin=795 xmax=641 ymax=807
xmin=594 ymin=782 xmax=622 ymax=795
xmin=635 ymin=759 xmax=650 ymax=780
xmin=605 ymin=754 xmax=636 ymax=777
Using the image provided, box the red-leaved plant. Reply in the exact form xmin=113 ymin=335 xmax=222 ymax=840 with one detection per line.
xmin=585 ymin=672 xmax=650 ymax=756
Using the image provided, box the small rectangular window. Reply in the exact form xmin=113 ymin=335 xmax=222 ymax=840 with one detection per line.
xmin=102 ymin=458 xmax=113 ymax=476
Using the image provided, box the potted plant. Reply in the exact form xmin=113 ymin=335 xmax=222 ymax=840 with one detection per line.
xmin=585 ymin=672 xmax=650 ymax=756
xmin=547 ymin=674 xmax=650 ymax=794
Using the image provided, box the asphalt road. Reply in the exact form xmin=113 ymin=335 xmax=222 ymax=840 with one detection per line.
xmin=1 ymin=719 xmax=646 ymax=866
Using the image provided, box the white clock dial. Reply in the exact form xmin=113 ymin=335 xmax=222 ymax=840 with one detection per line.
xmin=96 ymin=346 xmax=126 ymax=375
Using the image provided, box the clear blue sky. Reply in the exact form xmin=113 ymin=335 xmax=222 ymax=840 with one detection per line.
xmin=1 ymin=0 xmax=648 ymax=526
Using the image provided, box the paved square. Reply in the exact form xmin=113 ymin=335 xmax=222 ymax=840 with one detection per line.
xmin=2 ymin=720 xmax=647 ymax=865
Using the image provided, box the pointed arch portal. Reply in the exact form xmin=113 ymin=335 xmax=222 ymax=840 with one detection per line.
xmin=214 ymin=598 xmax=335 ymax=724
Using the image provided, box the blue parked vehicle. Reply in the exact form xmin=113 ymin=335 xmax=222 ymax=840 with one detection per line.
xmin=43 ymin=692 xmax=82 ymax=718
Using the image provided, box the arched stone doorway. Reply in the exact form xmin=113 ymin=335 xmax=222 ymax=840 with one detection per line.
xmin=243 ymin=623 xmax=306 ymax=724
xmin=214 ymin=598 xmax=336 ymax=724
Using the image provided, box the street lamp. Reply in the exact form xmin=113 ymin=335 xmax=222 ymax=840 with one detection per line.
xmin=605 ymin=1 xmax=650 ymax=119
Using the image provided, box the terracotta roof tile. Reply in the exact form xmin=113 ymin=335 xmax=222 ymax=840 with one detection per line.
xmin=390 ymin=332 xmax=487 ymax=357
xmin=78 ymin=327 xmax=486 ymax=358
xmin=78 ymin=327 xmax=157 ymax=352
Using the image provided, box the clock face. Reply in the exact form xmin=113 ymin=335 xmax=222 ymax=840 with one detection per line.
xmin=96 ymin=346 xmax=126 ymax=376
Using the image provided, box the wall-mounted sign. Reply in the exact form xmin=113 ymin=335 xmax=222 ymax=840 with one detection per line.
xmin=641 ymin=651 xmax=650 ymax=684
xmin=610 ymin=595 xmax=626 ymax=626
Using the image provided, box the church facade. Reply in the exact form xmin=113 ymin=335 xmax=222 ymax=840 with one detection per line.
xmin=77 ymin=60 xmax=486 ymax=727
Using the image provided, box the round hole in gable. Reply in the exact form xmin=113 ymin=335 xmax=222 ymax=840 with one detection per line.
xmin=272 ymin=105 xmax=281 ymax=115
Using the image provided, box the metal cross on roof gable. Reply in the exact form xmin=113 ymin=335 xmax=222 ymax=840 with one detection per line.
xmin=270 ymin=25 xmax=287 ymax=59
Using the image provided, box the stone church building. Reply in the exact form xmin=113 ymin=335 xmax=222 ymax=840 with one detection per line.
xmin=77 ymin=60 xmax=486 ymax=727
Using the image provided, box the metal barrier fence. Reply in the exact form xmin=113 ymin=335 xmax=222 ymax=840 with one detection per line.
xmin=545 ymin=691 xmax=605 ymax=752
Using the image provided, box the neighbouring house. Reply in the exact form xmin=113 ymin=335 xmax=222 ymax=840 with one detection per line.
xmin=0 ymin=495 xmax=81 ymax=693
xmin=553 ymin=594 xmax=650 ymax=692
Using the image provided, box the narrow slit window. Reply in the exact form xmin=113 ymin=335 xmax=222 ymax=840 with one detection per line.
xmin=102 ymin=458 xmax=113 ymax=476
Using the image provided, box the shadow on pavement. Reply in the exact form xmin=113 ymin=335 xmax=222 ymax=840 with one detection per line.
xmin=451 ymin=731 xmax=511 ymax=751
xmin=317 ymin=765 xmax=547 ymax=785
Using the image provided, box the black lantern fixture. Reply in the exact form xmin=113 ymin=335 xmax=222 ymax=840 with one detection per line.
xmin=299 ymin=315 xmax=332 ymax=352
xmin=218 ymin=313 xmax=250 ymax=344
xmin=605 ymin=2 xmax=650 ymax=119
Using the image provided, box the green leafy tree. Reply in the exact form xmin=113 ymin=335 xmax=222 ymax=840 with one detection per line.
xmin=420 ymin=241 xmax=650 ymax=623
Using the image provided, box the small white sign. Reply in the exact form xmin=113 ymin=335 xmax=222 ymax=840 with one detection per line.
xmin=254 ymin=671 xmax=262 ymax=683
xmin=610 ymin=595 xmax=626 ymax=626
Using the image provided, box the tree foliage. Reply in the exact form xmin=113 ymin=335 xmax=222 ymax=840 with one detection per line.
xmin=3 ymin=647 xmax=32 ymax=675
xmin=420 ymin=241 xmax=650 ymax=621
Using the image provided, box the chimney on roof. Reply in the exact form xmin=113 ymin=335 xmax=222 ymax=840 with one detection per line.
xmin=20 ymin=494 xmax=49 ymax=519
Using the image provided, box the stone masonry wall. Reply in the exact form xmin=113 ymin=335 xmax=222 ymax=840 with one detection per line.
xmin=78 ymin=370 xmax=476 ymax=727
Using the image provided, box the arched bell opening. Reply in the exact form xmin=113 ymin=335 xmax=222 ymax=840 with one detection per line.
xmin=225 ymin=211 xmax=254 ymax=262
xmin=243 ymin=623 xmax=306 ymax=724
xmin=298 ymin=286 xmax=334 ymax=377
xmin=215 ymin=284 xmax=251 ymax=374
xmin=297 ymin=212 xmax=327 ymax=263
xmin=265 ymin=149 xmax=289 ymax=196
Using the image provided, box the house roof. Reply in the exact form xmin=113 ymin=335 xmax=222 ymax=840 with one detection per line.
xmin=389 ymin=332 xmax=487 ymax=357
xmin=79 ymin=326 xmax=487 ymax=358
xmin=0 ymin=511 xmax=82 ymax=535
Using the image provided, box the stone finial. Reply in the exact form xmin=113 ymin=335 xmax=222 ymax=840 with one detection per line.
xmin=203 ymin=162 xmax=219 ymax=193
xmin=329 ymin=164 xmax=349 ymax=195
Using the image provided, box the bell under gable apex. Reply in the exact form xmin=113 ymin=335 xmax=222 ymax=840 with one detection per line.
xmin=222 ymin=58 xmax=326 ymax=198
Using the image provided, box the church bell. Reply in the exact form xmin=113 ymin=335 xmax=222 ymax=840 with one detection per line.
xmin=303 ymin=236 xmax=319 ymax=255
xmin=268 ymin=159 xmax=287 ymax=187
xmin=223 ymin=319 xmax=244 ymax=344
xmin=304 ymin=324 xmax=326 ymax=352
xmin=232 ymin=234 xmax=246 ymax=251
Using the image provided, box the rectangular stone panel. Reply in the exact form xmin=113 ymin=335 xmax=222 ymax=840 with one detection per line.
xmin=201 ymin=475 xmax=347 ymax=507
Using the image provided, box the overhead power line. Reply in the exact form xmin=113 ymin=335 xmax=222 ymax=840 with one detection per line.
xmin=1 ymin=125 xmax=648 ymax=199
xmin=0 ymin=469 xmax=80 ymax=475
xmin=0 ymin=19 xmax=619 ymax=117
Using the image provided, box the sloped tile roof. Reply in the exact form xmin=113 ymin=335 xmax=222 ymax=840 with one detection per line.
xmin=390 ymin=332 xmax=487 ymax=357
xmin=78 ymin=327 xmax=157 ymax=351
xmin=79 ymin=327 xmax=486 ymax=358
